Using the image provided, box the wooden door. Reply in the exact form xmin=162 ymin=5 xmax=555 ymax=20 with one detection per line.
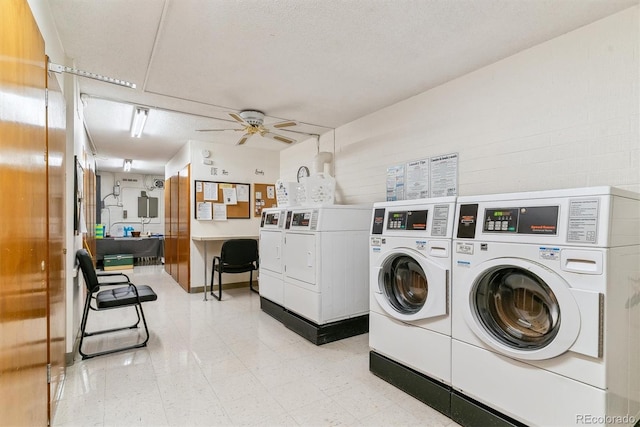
xmin=169 ymin=174 xmax=179 ymax=282
xmin=84 ymin=165 xmax=96 ymax=257
xmin=164 ymin=177 xmax=172 ymax=278
xmin=0 ymin=0 xmax=49 ymax=425
xmin=46 ymin=68 xmax=66 ymax=421
xmin=177 ymin=166 xmax=191 ymax=291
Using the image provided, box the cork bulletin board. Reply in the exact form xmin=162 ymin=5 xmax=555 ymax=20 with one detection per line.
xmin=194 ymin=180 xmax=251 ymax=220
xmin=253 ymin=183 xmax=277 ymax=217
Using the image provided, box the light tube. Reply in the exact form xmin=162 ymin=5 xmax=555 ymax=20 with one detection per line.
xmin=130 ymin=107 xmax=149 ymax=138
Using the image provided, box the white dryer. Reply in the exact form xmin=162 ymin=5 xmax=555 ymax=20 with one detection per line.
xmin=261 ymin=204 xmax=372 ymax=344
xmin=451 ymin=187 xmax=640 ymax=427
xmin=258 ymin=207 xmax=288 ymax=305
xmin=368 ymin=197 xmax=456 ymax=416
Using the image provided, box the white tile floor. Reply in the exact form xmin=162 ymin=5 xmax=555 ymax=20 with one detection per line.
xmin=53 ymin=266 xmax=459 ymax=427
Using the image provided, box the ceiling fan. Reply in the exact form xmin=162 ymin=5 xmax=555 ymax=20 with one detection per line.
xmin=197 ymin=110 xmax=297 ymax=145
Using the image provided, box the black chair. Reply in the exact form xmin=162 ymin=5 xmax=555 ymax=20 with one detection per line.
xmin=75 ymin=249 xmax=158 ymax=359
xmin=210 ymin=239 xmax=259 ymax=301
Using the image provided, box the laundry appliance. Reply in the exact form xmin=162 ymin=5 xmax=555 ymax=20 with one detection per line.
xmin=450 ymin=187 xmax=640 ymax=427
xmin=368 ymin=197 xmax=456 ymax=416
xmin=258 ymin=207 xmax=288 ymax=307
xmin=260 ymin=204 xmax=371 ymax=344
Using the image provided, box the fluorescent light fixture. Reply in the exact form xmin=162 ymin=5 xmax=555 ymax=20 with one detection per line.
xmin=123 ymin=159 xmax=132 ymax=172
xmin=130 ymin=107 xmax=149 ymax=138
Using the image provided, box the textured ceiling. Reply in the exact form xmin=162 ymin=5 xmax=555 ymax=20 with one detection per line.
xmin=48 ymin=0 xmax=638 ymax=174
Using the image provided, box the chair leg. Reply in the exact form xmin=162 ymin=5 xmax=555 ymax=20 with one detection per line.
xmin=249 ymin=270 xmax=259 ymax=294
xmin=214 ymin=258 xmax=216 ymax=297
xmin=79 ymin=298 xmax=151 ymax=360
xmin=83 ymin=306 xmax=142 ymax=337
xmin=78 ymin=294 xmax=93 ymax=359
xmin=210 ymin=258 xmax=222 ymax=301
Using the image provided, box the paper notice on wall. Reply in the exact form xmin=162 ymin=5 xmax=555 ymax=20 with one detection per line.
xmin=222 ymin=187 xmax=237 ymax=204
xmin=405 ymin=159 xmax=429 ymax=200
xmin=267 ymin=186 xmax=275 ymax=199
xmin=386 ymin=165 xmax=405 ymax=201
xmin=236 ymin=184 xmax=249 ymax=202
xmin=430 ymin=153 xmax=458 ymax=197
xmin=213 ymin=203 xmax=227 ymax=221
xmin=203 ymin=182 xmax=218 ymax=201
xmin=196 ymin=201 xmax=213 ymax=220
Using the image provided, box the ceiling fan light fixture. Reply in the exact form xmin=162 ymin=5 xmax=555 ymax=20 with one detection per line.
xmin=238 ymin=110 xmax=264 ymax=127
xmin=197 ymin=109 xmax=301 ymax=146
xmin=130 ymin=107 xmax=149 ymax=138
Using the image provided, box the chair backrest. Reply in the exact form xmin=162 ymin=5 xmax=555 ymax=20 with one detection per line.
xmin=76 ymin=249 xmax=101 ymax=293
xmin=220 ymin=239 xmax=259 ymax=266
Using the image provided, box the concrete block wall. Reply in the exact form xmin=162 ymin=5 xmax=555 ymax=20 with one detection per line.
xmin=283 ymin=7 xmax=639 ymax=204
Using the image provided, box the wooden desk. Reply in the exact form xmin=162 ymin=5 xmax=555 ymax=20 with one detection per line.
xmin=192 ymin=235 xmax=258 ymax=301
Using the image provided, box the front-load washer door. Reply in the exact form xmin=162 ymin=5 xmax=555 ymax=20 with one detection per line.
xmin=374 ymin=248 xmax=448 ymax=321
xmin=462 ymin=258 xmax=581 ymax=361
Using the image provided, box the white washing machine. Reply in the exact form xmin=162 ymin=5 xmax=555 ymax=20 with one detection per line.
xmin=258 ymin=207 xmax=288 ymax=305
xmin=261 ymin=204 xmax=372 ymax=344
xmin=369 ymin=197 xmax=456 ymax=381
xmin=368 ymin=197 xmax=456 ymax=417
xmin=451 ymin=187 xmax=640 ymax=427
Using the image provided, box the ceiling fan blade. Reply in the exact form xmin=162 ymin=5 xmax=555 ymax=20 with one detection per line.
xmin=272 ymin=120 xmax=297 ymax=129
xmin=262 ymin=131 xmax=295 ymax=144
xmin=272 ymin=127 xmax=319 ymax=137
xmin=196 ymin=128 xmax=244 ymax=132
xmin=229 ymin=112 xmax=249 ymax=126
xmin=237 ymin=134 xmax=251 ymax=145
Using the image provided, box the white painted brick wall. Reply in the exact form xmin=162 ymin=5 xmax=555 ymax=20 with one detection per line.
xmin=283 ymin=7 xmax=639 ymax=204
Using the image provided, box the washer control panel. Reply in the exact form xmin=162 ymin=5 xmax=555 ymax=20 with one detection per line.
xmin=483 ymin=206 xmax=559 ymax=235
xmin=484 ymin=208 xmax=518 ymax=232
xmin=387 ymin=210 xmax=427 ymax=231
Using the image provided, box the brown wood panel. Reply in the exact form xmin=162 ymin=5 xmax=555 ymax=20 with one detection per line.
xmin=164 ymin=177 xmax=173 ymax=278
xmin=0 ymin=1 xmax=49 ymax=425
xmin=169 ymin=174 xmax=179 ymax=282
xmin=84 ymin=162 xmax=96 ymax=256
xmin=177 ymin=166 xmax=191 ymax=291
xmin=46 ymin=68 xmax=66 ymax=421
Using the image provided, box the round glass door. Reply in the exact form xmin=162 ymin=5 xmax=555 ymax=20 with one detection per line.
xmin=381 ymin=255 xmax=428 ymax=314
xmin=473 ymin=266 xmax=561 ymax=350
